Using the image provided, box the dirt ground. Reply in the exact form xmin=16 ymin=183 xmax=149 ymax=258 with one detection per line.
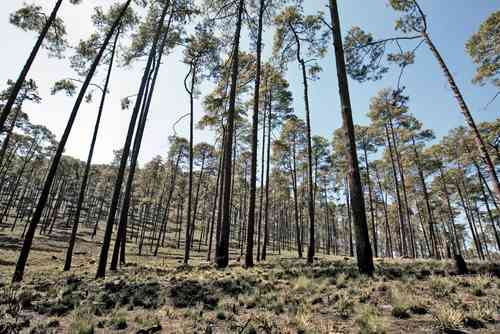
xmin=0 ymin=224 xmax=499 ymax=333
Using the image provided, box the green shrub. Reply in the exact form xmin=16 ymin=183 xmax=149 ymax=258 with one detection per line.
xmin=169 ymin=280 xmax=218 ymax=309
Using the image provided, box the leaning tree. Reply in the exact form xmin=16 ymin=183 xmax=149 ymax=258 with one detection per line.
xmin=343 ymin=0 xmax=500 ymax=205
xmin=0 ymin=0 xmax=83 ymax=134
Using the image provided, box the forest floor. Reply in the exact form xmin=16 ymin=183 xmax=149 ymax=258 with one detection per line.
xmin=0 ymin=225 xmax=500 ymax=333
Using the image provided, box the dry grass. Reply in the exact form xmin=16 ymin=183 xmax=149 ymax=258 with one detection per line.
xmin=0 ymin=224 xmax=500 ymax=333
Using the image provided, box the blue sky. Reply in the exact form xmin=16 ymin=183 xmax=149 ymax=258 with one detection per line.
xmin=0 ymin=0 xmax=498 ymax=165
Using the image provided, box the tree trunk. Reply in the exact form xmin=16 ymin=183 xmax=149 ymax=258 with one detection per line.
xmin=423 ymin=32 xmax=500 ymax=204
xmin=95 ymin=0 xmax=165 ymax=279
xmin=363 ymin=146 xmax=377 ymax=257
xmin=290 ymin=140 xmax=302 ymax=258
xmin=208 ymin=149 xmax=222 ymax=261
xmin=215 ymin=0 xmax=244 ymax=268
xmin=262 ymin=87 xmax=272 ymax=260
xmin=0 ymin=0 xmax=63 ymax=133
xmin=289 ymin=23 xmax=315 ymax=264
xmin=384 ymin=124 xmax=406 ymax=256
xmin=257 ymin=107 xmax=266 ymax=261
xmin=0 ymin=104 xmax=23 ymax=168
xmin=114 ymin=8 xmax=174 ymax=269
xmin=438 ymin=165 xmax=461 ymax=255
xmin=64 ymin=27 xmax=119 ymax=272
xmin=411 ymin=136 xmax=439 ymax=259
xmin=13 ymin=0 xmax=132 ymax=283
xmin=184 ymin=62 xmax=196 ymax=264
xmin=245 ymin=0 xmax=265 ymax=268
xmin=329 ymin=0 xmax=374 ymax=274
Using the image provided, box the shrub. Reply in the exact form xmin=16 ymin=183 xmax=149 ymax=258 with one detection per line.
xmin=295 ymin=304 xmax=313 ymax=333
xmin=169 ymin=280 xmax=218 ymax=309
xmin=98 ymin=280 xmax=163 ymax=311
xmin=212 ymin=277 xmax=253 ymax=296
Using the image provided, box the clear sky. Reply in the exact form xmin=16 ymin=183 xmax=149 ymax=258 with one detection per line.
xmin=1 ymin=0 xmax=498 ymax=165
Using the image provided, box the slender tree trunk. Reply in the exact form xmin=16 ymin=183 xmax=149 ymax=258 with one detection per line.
xmin=13 ymin=0 xmax=132 ymax=283
xmin=208 ymin=149 xmax=222 ymax=261
xmin=329 ymin=0 xmax=374 ymax=274
xmin=257 ymin=107 xmax=266 ymax=261
xmin=456 ymin=182 xmax=484 ymax=259
xmin=0 ymin=104 xmax=23 ymax=168
xmin=423 ymin=32 xmax=500 ymax=203
xmin=384 ymin=125 xmax=406 ymax=256
xmin=290 ymin=141 xmax=302 ymax=258
xmin=245 ymin=0 xmax=265 ymax=268
xmin=114 ymin=8 xmax=174 ymax=268
xmin=437 ymin=165 xmax=461 ymax=255
xmin=215 ymin=0 xmax=244 ymax=269
xmin=363 ymin=146 xmax=377 ymax=257
xmin=299 ymin=59 xmax=316 ymax=264
xmin=411 ymin=137 xmax=439 ymax=259
xmin=390 ymin=124 xmax=414 ymax=257
xmin=111 ymin=67 xmax=153 ymax=269
xmin=64 ymin=28 xmax=119 ymax=272
xmin=184 ymin=63 xmax=196 ymax=264
xmin=288 ymin=24 xmax=316 ymax=263
xmin=0 ymin=0 xmax=64 ymax=133
xmin=95 ymin=0 xmax=164 ymax=279
xmin=477 ymin=165 xmax=500 ymax=251
xmin=191 ymin=159 xmax=205 ymax=252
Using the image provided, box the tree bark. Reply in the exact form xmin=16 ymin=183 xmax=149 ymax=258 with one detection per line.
xmin=329 ymin=0 xmax=374 ymax=274
xmin=245 ymin=0 xmax=265 ymax=268
xmin=184 ymin=62 xmax=196 ymax=264
xmin=216 ymin=0 xmax=244 ymax=268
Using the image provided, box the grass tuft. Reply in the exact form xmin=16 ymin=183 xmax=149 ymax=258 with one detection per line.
xmin=355 ymin=304 xmax=386 ymax=334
